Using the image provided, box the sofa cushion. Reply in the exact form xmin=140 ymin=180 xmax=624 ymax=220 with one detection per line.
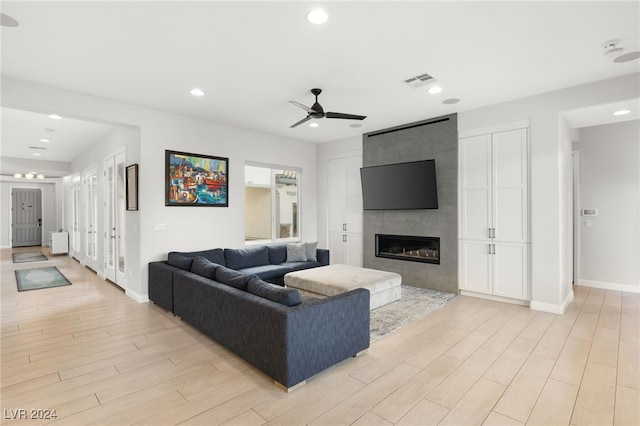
xmin=215 ymin=265 xmax=252 ymax=291
xmin=305 ymin=242 xmax=318 ymax=262
xmin=224 ymin=246 xmax=269 ymax=270
xmin=285 ymin=260 xmax=323 ymax=272
xmin=172 ymin=249 xmax=226 ymax=266
xmin=238 ymin=264 xmax=292 ymax=281
xmin=190 ymin=256 xmax=219 ymax=279
xmin=286 ymin=243 xmax=308 ymax=262
xmin=267 ymin=245 xmax=287 ymax=264
xmin=167 ymin=253 xmax=193 ymax=270
xmin=247 ymin=276 xmax=301 ymax=307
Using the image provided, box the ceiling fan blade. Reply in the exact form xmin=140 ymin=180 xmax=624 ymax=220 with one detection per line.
xmin=289 ymin=101 xmax=316 ymax=114
xmin=290 ymin=116 xmax=312 ymax=128
xmin=325 ymin=112 xmax=367 ymax=120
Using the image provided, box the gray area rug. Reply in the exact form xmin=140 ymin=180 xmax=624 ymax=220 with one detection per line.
xmin=15 ymin=267 xmax=71 ymax=292
xmin=370 ymin=286 xmax=457 ymax=342
xmin=12 ymin=251 xmax=48 ymax=263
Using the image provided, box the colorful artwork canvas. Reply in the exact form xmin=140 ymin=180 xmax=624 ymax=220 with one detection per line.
xmin=165 ymin=150 xmax=228 ymax=207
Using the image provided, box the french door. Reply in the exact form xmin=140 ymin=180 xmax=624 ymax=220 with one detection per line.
xmin=104 ymin=150 xmax=126 ymax=288
xmin=71 ymin=175 xmax=82 ymax=259
xmin=83 ymin=165 xmax=98 ymax=271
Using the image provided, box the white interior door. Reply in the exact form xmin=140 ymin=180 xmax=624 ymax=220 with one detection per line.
xmin=116 ymin=152 xmax=126 ymax=285
xmin=84 ymin=166 xmax=98 ymax=271
xmin=71 ymin=176 xmax=82 ymax=258
xmin=104 ymin=151 xmax=126 ymax=288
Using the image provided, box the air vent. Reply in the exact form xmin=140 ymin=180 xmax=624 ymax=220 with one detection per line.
xmin=402 ymin=72 xmax=435 ymax=88
xmin=29 ymin=146 xmax=47 ymax=150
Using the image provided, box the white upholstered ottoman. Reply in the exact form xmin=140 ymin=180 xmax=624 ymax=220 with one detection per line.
xmin=284 ymin=264 xmax=402 ymax=310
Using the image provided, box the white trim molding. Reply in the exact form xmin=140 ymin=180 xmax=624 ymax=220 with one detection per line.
xmin=530 ymin=290 xmax=575 ymax=314
xmin=126 ymin=288 xmax=149 ymax=303
xmin=578 ymin=280 xmax=640 ymax=294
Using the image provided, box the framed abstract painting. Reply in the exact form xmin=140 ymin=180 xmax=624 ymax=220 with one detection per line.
xmin=165 ymin=150 xmax=228 ymax=207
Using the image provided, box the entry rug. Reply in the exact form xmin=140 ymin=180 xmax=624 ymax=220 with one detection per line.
xmin=12 ymin=251 xmax=48 ymax=263
xmin=370 ymin=286 xmax=456 ymax=342
xmin=15 ymin=267 xmax=71 ymax=292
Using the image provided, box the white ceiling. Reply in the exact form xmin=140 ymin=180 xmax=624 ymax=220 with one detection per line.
xmin=1 ymin=1 xmax=639 ymax=166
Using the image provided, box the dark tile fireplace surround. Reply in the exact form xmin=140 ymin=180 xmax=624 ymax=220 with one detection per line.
xmin=363 ymin=114 xmax=457 ymax=294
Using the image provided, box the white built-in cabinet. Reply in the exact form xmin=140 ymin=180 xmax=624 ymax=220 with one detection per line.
xmin=327 ymin=153 xmax=363 ymax=267
xmin=459 ymin=125 xmax=530 ymax=302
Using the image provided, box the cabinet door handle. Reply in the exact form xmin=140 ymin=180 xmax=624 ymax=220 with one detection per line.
xmin=343 ymin=234 xmax=347 ymax=242
xmin=492 ymin=228 xmax=496 ymax=238
xmin=488 ymin=228 xmax=492 ymax=238
xmin=343 ymin=223 xmax=347 ymax=231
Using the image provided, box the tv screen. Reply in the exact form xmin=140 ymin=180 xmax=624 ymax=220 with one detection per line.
xmin=360 ymin=159 xmax=438 ymax=210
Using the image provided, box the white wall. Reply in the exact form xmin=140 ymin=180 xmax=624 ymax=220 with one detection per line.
xmin=575 ymin=120 xmax=639 ymax=292
xmin=0 ymin=177 xmax=62 ymax=248
xmin=458 ymin=73 xmax=639 ymax=311
xmin=3 ymin=78 xmax=317 ymax=300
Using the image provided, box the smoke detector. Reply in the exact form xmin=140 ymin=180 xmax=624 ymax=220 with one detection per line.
xmin=602 ymin=39 xmax=624 ymax=58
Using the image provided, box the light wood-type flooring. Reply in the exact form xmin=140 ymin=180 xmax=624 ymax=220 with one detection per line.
xmin=1 ymin=247 xmax=639 ymax=425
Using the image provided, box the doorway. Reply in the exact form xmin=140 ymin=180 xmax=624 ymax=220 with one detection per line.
xmin=104 ymin=150 xmax=126 ymax=288
xmin=11 ymin=188 xmax=42 ymax=247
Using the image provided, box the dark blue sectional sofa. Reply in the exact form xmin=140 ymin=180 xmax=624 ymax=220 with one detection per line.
xmin=147 ymin=244 xmax=370 ymax=390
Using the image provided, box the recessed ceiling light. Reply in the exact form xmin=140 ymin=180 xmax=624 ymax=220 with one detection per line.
xmin=309 ymin=122 xmax=319 ymax=128
xmin=32 ymin=153 xmax=42 ymax=157
xmin=40 ymin=138 xmax=50 ymax=143
xmin=613 ymin=109 xmax=632 ymax=116
xmin=306 ymin=9 xmax=328 ymax=25
xmin=614 ymin=51 xmax=640 ymax=63
xmin=13 ymin=173 xmax=22 ymax=178
xmin=428 ymin=86 xmax=443 ymax=94
xmin=190 ymin=88 xmax=205 ymax=97
xmin=443 ymin=98 xmax=460 ymax=105
xmin=48 ymin=114 xmax=62 ymax=120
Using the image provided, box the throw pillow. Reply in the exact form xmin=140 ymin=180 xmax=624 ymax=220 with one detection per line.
xmin=247 ymin=276 xmax=301 ymax=307
xmin=167 ymin=253 xmax=193 ymax=270
xmin=190 ymin=256 xmax=218 ymax=279
xmin=215 ymin=265 xmax=251 ymax=291
xmin=286 ymin=242 xmax=307 ymax=262
xmin=305 ymin=241 xmax=318 ymax=262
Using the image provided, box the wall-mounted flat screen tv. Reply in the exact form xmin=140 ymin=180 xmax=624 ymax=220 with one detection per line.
xmin=360 ymin=159 xmax=438 ymax=210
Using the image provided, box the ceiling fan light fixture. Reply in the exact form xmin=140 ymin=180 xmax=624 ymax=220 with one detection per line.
xmin=40 ymin=138 xmax=50 ymax=143
xmin=309 ymin=122 xmax=319 ymax=128
xmin=190 ymin=88 xmax=205 ymax=97
xmin=306 ymin=9 xmax=328 ymax=25
xmin=613 ymin=109 xmax=631 ymax=116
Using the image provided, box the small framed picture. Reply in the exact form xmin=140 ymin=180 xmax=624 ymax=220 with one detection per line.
xmin=126 ymin=164 xmax=139 ymax=211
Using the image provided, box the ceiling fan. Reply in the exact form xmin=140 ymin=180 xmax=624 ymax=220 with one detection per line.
xmin=289 ymin=88 xmax=366 ymax=128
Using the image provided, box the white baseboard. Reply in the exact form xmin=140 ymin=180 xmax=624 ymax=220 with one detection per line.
xmin=459 ymin=290 xmax=529 ymax=307
xmin=126 ymin=288 xmax=149 ymax=303
xmin=577 ymin=279 xmax=640 ymax=294
xmin=530 ymin=290 xmax=574 ymax=314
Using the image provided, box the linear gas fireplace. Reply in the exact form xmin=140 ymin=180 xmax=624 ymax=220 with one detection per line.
xmin=375 ymin=234 xmax=440 ymax=264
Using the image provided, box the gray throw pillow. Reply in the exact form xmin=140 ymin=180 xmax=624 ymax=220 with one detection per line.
xmin=215 ymin=265 xmax=251 ymax=291
xmin=168 ymin=253 xmax=193 ymax=270
xmin=190 ymin=256 xmax=218 ymax=279
xmin=286 ymin=242 xmax=307 ymax=262
xmin=247 ymin=276 xmax=301 ymax=307
xmin=305 ymin=241 xmax=318 ymax=262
